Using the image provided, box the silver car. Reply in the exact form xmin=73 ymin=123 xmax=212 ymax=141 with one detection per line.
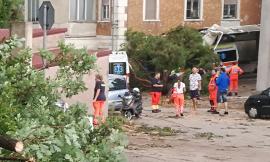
xmin=108 ymin=74 xmax=129 ymax=111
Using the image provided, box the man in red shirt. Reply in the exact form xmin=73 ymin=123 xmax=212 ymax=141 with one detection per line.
xmin=227 ymin=63 xmax=244 ymax=96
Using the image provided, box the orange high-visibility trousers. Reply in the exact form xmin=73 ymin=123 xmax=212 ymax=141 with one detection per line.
xmin=228 ymin=65 xmax=243 ymax=93
xmin=174 ymin=94 xmax=185 ymax=115
xmin=151 ymin=92 xmax=161 ymax=106
xmin=93 ymin=101 xmax=105 ymax=125
xmin=230 ymin=78 xmax=238 ymax=93
xmin=209 ymin=91 xmax=217 ymax=109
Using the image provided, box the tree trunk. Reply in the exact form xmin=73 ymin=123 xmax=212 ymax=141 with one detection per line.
xmin=0 ymin=135 xmax=24 ymax=153
xmin=0 ymin=157 xmax=29 ymax=161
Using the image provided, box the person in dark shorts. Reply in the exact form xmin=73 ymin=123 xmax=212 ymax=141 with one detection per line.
xmin=150 ymin=72 xmax=163 ymax=113
xmin=189 ymin=67 xmax=202 ymax=113
xmin=216 ymin=67 xmax=230 ymax=115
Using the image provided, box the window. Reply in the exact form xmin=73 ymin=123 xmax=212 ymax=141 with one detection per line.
xmin=69 ymin=0 xmax=96 ymax=21
xmin=28 ymin=0 xmax=39 ymax=22
xmin=109 ymin=77 xmax=127 ymax=91
xmin=217 ymin=50 xmax=237 ymax=62
xmin=185 ymin=0 xmax=202 ymax=20
xmin=101 ymin=0 xmax=110 ymax=20
xmin=223 ymin=0 xmax=238 ymax=19
xmin=143 ymin=0 xmax=159 ymax=21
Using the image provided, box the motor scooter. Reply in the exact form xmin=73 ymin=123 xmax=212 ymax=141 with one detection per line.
xmin=118 ymin=88 xmax=143 ymax=120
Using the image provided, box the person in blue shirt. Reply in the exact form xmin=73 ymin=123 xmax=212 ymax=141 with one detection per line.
xmin=216 ymin=67 xmax=230 ymax=115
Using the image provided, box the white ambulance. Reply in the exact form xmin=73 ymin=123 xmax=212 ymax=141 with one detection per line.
xmin=108 ymin=51 xmax=130 ymax=110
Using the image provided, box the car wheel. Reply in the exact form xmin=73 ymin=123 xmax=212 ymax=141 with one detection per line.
xmin=124 ymin=111 xmax=133 ymax=120
xmin=248 ymin=107 xmax=258 ymax=118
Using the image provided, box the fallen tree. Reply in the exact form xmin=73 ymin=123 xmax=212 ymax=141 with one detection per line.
xmin=124 ymin=26 xmax=219 ymax=93
xmin=0 ymin=135 xmax=23 ymax=153
xmin=0 ymin=37 xmax=128 ymax=161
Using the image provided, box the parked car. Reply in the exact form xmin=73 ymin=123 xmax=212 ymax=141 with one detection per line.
xmin=108 ymin=74 xmax=129 ymax=111
xmin=244 ymin=88 xmax=270 ymax=118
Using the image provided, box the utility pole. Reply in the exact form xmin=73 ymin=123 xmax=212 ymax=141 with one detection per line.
xmin=111 ymin=0 xmax=119 ymax=52
xmin=111 ymin=0 xmax=114 ymax=51
xmin=38 ymin=1 xmax=54 ymax=68
xmin=42 ymin=4 xmax=47 ymax=68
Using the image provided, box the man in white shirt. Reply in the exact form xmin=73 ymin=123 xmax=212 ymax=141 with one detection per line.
xmin=189 ymin=67 xmax=202 ymax=113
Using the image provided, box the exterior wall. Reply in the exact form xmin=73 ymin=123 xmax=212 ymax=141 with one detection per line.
xmin=65 ymin=36 xmax=112 ymax=49
xmin=127 ymin=0 xmax=222 ymax=35
xmin=127 ymin=0 xmax=261 ymax=35
xmin=184 ymin=0 xmax=222 ymax=29
xmin=240 ymin=0 xmax=262 ymax=25
xmin=28 ymin=0 xmax=130 ymax=50
xmin=32 ymin=33 xmax=65 ymax=52
xmin=256 ymin=0 xmax=270 ymax=91
xmin=96 ymin=22 xmax=112 ymax=35
xmin=47 ymin=0 xmax=69 ymax=25
xmin=10 ymin=22 xmax=33 ymax=49
xmin=45 ymin=55 xmax=109 ymax=115
xmin=67 ymin=23 xmax=97 ymax=37
xmin=127 ymin=0 xmax=184 ymax=35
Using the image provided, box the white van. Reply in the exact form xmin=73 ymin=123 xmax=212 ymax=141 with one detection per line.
xmin=108 ymin=51 xmax=130 ymax=110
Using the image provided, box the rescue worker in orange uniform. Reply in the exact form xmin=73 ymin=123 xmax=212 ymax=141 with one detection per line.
xmin=227 ymin=63 xmax=244 ymax=96
xmin=150 ymin=72 xmax=163 ymax=113
xmin=208 ymin=69 xmax=219 ymax=114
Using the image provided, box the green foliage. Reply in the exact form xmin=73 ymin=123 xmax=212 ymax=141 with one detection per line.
xmin=0 ymin=37 xmax=127 ymax=161
xmin=0 ymin=0 xmax=24 ymax=28
xmin=124 ymin=26 xmax=219 ymax=92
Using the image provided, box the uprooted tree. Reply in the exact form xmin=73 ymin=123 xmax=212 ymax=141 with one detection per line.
xmin=123 ymin=26 xmax=219 ymax=93
xmin=0 ymin=37 xmax=128 ymax=162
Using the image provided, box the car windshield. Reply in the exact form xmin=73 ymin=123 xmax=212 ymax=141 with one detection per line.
xmin=109 ymin=77 xmax=127 ymax=91
xmin=217 ymin=50 xmax=237 ymax=62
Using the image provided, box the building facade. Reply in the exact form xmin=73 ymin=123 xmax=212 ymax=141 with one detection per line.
xmin=127 ymin=0 xmax=262 ymax=35
xmin=25 ymin=0 xmax=261 ymax=49
xmin=26 ymin=0 xmax=127 ymax=50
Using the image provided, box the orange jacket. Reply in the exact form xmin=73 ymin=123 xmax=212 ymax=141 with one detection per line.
xmin=228 ymin=65 xmax=244 ymax=80
xmin=208 ymin=75 xmax=218 ymax=93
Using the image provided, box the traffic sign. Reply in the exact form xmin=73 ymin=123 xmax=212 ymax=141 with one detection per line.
xmin=38 ymin=1 xmax=55 ymax=30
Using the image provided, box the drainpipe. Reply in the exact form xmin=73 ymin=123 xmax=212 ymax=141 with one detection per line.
xmin=111 ymin=0 xmax=114 ymax=51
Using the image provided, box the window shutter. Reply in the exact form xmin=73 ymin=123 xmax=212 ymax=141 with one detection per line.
xmin=87 ymin=0 xmax=96 ymax=21
xmin=79 ymin=0 xmax=86 ymax=20
xmin=69 ymin=0 xmax=77 ymax=21
xmin=145 ymin=0 xmax=157 ymax=20
xmin=102 ymin=0 xmax=109 ymax=5
xmin=224 ymin=0 xmax=238 ymax=5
